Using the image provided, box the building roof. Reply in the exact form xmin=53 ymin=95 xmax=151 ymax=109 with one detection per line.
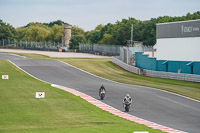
xmin=157 ymin=19 xmax=200 ymax=25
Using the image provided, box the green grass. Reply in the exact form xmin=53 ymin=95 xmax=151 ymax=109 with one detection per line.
xmin=4 ymin=52 xmax=200 ymax=101
xmin=0 ymin=59 xmax=164 ymax=133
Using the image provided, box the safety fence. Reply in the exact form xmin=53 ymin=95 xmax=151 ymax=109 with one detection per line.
xmin=119 ymin=47 xmax=142 ymax=65
xmin=112 ymin=56 xmax=200 ymax=83
xmin=118 ymin=46 xmax=154 ymax=65
xmin=143 ymin=46 xmax=154 ymax=52
xmin=0 ymin=39 xmax=62 ymax=51
xmin=79 ymin=43 xmax=122 ymax=56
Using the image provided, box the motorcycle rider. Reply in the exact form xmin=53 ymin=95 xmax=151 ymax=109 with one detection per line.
xmin=99 ymin=84 xmax=106 ymax=96
xmin=123 ymin=94 xmax=132 ymax=110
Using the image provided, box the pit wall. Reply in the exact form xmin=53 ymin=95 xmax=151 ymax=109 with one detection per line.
xmin=112 ymin=56 xmax=200 ymax=83
xmin=135 ymin=52 xmax=200 ymax=75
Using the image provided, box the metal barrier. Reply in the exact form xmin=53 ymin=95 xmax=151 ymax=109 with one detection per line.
xmin=79 ymin=43 xmax=122 ymax=56
xmin=0 ymin=39 xmax=62 ymax=51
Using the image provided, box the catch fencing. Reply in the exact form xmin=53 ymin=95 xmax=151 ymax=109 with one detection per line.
xmin=79 ymin=43 xmax=122 ymax=56
xmin=0 ymin=39 xmax=62 ymax=51
xmin=118 ymin=46 xmax=153 ymax=65
xmin=112 ymin=56 xmax=200 ymax=83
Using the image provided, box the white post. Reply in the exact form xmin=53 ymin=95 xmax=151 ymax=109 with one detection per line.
xmin=127 ymin=47 xmax=129 ymax=64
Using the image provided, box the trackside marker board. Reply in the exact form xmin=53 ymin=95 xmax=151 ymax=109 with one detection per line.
xmin=2 ymin=75 xmax=9 ymax=79
xmin=36 ymin=92 xmax=45 ymax=98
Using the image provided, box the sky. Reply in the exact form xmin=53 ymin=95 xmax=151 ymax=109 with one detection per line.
xmin=0 ymin=0 xmax=199 ymax=31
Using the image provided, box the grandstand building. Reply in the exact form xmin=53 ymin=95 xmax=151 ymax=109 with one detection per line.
xmin=135 ymin=19 xmax=200 ymax=75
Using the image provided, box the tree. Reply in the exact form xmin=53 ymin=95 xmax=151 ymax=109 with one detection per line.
xmin=24 ymin=25 xmax=50 ymax=41
xmin=44 ymin=20 xmax=65 ymax=27
xmin=140 ymin=19 xmax=157 ymax=46
xmin=95 ymin=24 xmax=104 ymax=30
xmin=71 ymin=26 xmax=85 ymax=35
xmin=70 ymin=35 xmax=86 ymax=49
xmin=16 ymin=27 xmax=27 ymax=41
xmin=49 ymin=24 xmax=64 ymax=42
xmin=89 ymin=30 xmax=101 ymax=43
xmin=98 ymin=34 xmax=114 ymax=45
xmin=85 ymin=11 xmax=200 ymax=46
xmin=85 ymin=30 xmax=101 ymax=43
xmin=0 ymin=19 xmax=17 ymax=40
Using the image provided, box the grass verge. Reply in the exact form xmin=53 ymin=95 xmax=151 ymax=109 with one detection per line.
xmin=0 ymin=59 xmax=164 ymax=133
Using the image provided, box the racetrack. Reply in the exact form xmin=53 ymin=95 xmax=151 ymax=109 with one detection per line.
xmin=1 ymin=53 xmax=200 ymax=133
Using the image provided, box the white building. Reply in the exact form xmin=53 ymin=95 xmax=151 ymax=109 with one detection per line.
xmin=156 ymin=19 xmax=200 ymax=61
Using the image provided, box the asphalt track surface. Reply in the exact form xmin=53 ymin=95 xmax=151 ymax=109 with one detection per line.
xmin=1 ymin=53 xmax=200 ymax=133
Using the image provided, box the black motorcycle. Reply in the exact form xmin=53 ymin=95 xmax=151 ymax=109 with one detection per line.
xmin=124 ymin=101 xmax=131 ymax=112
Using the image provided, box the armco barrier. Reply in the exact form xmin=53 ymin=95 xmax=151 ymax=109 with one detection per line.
xmin=112 ymin=57 xmax=141 ymax=75
xmin=145 ymin=70 xmax=200 ymax=83
xmin=112 ymin=56 xmax=200 ymax=83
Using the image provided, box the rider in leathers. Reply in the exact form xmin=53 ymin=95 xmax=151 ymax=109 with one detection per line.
xmin=123 ymin=94 xmax=132 ymax=107
xmin=99 ymin=85 xmax=106 ymax=96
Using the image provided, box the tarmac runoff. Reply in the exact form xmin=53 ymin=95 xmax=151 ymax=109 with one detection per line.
xmin=0 ymin=49 xmax=110 ymax=58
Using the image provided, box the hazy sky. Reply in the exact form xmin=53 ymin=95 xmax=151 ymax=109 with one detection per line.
xmin=0 ymin=0 xmax=199 ymax=31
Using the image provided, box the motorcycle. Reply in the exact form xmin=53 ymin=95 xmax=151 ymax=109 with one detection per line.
xmin=124 ymin=101 xmax=131 ymax=112
xmin=99 ymin=91 xmax=105 ymax=100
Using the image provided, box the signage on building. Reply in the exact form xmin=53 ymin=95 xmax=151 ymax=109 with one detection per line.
xmin=157 ymin=20 xmax=200 ymax=39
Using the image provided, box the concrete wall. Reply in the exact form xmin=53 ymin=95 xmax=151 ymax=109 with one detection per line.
xmin=144 ymin=70 xmax=200 ymax=83
xmin=112 ymin=56 xmax=141 ymax=75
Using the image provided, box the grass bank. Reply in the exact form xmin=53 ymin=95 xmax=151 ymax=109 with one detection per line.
xmin=0 ymin=59 xmax=163 ymax=133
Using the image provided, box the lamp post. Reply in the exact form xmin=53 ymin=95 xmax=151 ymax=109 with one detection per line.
xmin=131 ymin=24 xmax=133 ymax=46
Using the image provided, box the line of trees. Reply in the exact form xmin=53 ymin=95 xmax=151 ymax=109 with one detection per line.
xmin=0 ymin=19 xmax=87 ymax=49
xmin=86 ymin=11 xmax=200 ymax=46
xmin=0 ymin=11 xmax=200 ymax=49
